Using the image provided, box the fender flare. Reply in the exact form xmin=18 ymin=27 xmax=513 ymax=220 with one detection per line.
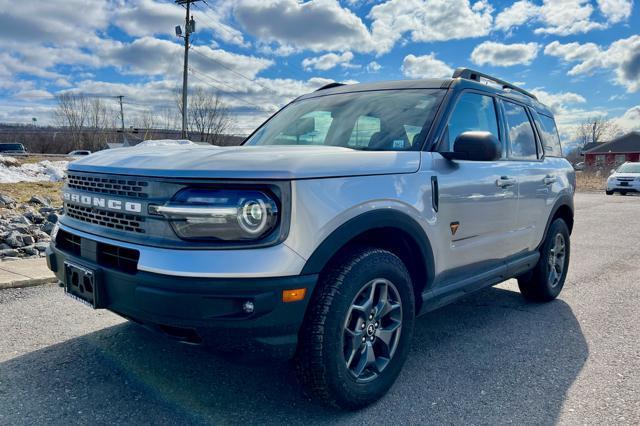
xmin=538 ymin=193 xmax=574 ymax=249
xmin=300 ymin=210 xmax=435 ymax=289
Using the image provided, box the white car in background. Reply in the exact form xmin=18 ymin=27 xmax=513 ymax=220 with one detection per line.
xmin=68 ymin=150 xmax=92 ymax=157
xmin=606 ymin=162 xmax=640 ymax=195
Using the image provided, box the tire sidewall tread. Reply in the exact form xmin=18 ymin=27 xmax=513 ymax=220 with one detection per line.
xmin=296 ymin=246 xmax=415 ymax=409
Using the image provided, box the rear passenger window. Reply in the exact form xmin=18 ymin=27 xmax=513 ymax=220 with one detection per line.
xmin=503 ymin=101 xmax=538 ymax=160
xmin=535 ymin=113 xmax=563 ymax=157
xmin=445 ymin=93 xmax=500 ymax=152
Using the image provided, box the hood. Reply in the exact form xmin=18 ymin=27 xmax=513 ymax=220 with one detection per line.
xmin=611 ymin=173 xmax=640 ymax=179
xmin=68 ymin=145 xmax=421 ymax=179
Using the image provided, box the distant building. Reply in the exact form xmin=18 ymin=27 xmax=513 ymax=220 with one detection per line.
xmin=583 ymin=132 xmax=640 ymax=169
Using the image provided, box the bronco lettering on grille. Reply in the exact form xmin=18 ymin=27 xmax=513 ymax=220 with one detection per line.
xmin=63 ymin=192 xmax=142 ymax=213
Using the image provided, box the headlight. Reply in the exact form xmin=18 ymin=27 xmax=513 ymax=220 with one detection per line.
xmin=150 ymin=188 xmax=279 ymax=241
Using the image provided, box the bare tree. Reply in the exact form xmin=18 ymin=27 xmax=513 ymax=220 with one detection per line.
xmin=54 ymin=93 xmax=89 ymax=150
xmin=159 ymin=106 xmax=178 ymax=130
xmin=576 ymin=117 xmax=621 ymax=147
xmin=140 ymin=109 xmax=156 ymax=140
xmin=188 ymin=88 xmax=233 ymax=144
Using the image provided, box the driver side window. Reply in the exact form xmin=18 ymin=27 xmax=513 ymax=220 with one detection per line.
xmin=445 ymin=93 xmax=500 ymax=153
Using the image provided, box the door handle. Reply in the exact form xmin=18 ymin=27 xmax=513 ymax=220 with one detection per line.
xmin=543 ymin=175 xmax=556 ymax=185
xmin=496 ymin=176 xmax=516 ymax=188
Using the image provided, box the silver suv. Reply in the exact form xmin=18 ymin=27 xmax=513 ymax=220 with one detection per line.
xmin=47 ymin=68 xmax=575 ymax=409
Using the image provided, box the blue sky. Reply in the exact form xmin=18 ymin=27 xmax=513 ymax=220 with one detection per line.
xmin=0 ymin=0 xmax=638 ymax=141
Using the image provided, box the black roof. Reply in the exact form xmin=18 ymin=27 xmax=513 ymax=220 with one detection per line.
xmin=581 ymin=142 xmax=600 ymax=153
xmin=584 ymin=132 xmax=640 ymax=154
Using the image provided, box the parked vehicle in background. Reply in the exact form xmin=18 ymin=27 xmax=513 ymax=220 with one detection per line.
xmin=68 ymin=150 xmax=92 ymax=156
xmin=47 ymin=68 xmax=575 ymax=409
xmin=573 ymin=162 xmax=585 ymax=171
xmin=606 ymin=162 xmax=640 ymax=195
xmin=0 ymin=143 xmax=27 ymax=154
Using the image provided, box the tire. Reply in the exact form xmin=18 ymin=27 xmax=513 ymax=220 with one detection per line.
xmin=605 ymin=190 xmax=613 ymax=195
xmin=518 ymin=218 xmax=570 ymax=302
xmin=296 ymin=247 xmax=415 ymax=410
xmin=620 ymin=191 xmax=628 ymax=196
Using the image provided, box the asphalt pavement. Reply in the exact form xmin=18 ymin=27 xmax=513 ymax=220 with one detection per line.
xmin=1 ymin=192 xmax=638 ymax=425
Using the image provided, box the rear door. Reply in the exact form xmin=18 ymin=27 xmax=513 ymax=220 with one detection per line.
xmin=499 ymin=99 xmax=548 ymax=252
xmin=432 ymin=91 xmax=519 ymax=281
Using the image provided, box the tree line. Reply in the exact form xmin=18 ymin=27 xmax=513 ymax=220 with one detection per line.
xmin=0 ymin=88 xmax=235 ymax=154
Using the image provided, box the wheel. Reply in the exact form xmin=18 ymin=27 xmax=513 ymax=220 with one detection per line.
xmin=518 ymin=219 xmax=570 ymax=302
xmin=296 ymin=247 xmax=415 ymax=409
xmin=620 ymin=191 xmax=628 ymax=196
xmin=605 ymin=190 xmax=613 ymax=195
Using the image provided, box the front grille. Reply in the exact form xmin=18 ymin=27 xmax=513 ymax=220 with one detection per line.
xmin=66 ymin=204 xmax=145 ymax=234
xmin=67 ymin=173 xmax=149 ymax=199
xmin=55 ymin=229 xmax=140 ymax=274
xmin=617 ymin=177 xmax=634 ymax=182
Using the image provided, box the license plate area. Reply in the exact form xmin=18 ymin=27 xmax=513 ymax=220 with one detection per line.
xmin=64 ymin=261 xmax=101 ymax=308
xmin=619 ymin=181 xmax=629 ymax=186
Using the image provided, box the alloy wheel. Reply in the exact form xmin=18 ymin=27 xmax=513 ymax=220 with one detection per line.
xmin=342 ymin=278 xmax=403 ymax=382
xmin=547 ymin=233 xmax=566 ymax=288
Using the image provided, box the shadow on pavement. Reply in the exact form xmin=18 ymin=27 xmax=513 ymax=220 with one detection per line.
xmin=0 ymin=287 xmax=588 ymax=425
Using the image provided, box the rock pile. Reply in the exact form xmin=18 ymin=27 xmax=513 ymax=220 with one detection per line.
xmin=0 ymin=194 xmax=61 ymax=261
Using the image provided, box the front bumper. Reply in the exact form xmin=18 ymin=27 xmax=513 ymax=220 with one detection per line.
xmin=606 ymin=180 xmax=640 ymax=192
xmin=46 ymin=233 xmax=317 ymax=357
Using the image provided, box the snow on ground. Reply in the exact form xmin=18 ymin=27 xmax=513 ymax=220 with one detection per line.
xmin=0 ymin=155 xmax=68 ymax=184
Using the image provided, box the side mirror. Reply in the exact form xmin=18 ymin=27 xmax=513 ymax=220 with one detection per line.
xmin=610 ymin=169 xmax=616 ymax=175
xmin=440 ymin=131 xmax=501 ymax=162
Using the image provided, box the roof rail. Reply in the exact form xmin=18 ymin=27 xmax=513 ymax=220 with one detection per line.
xmin=315 ymin=82 xmax=345 ymax=91
xmin=452 ymin=68 xmax=537 ymax=100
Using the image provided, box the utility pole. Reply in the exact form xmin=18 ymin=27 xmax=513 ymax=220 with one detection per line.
xmin=115 ymin=95 xmax=127 ymax=146
xmin=116 ymin=95 xmax=125 ymax=132
xmin=175 ymin=0 xmax=201 ymax=139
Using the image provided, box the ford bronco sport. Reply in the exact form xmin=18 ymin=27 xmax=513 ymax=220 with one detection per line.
xmin=47 ymin=68 xmax=574 ymax=409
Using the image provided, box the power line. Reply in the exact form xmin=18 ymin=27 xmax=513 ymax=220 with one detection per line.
xmin=188 ymin=68 xmax=266 ymax=110
xmin=192 ymin=1 xmax=245 ymax=46
xmin=189 ymin=48 xmax=276 ymax=95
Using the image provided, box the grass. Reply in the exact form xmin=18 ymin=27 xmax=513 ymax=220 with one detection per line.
xmin=575 ymin=171 xmax=608 ymax=192
xmin=0 ymin=181 xmax=63 ymax=207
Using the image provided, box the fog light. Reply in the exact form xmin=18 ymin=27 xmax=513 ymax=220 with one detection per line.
xmin=242 ymin=300 xmax=255 ymax=314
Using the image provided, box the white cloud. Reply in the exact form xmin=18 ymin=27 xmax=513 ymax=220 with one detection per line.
xmin=401 ymin=53 xmax=453 ymax=79
xmin=234 ymin=0 xmax=495 ymax=56
xmin=302 ymin=52 xmax=355 ymax=71
xmin=369 ymin=0 xmax=494 ymax=54
xmin=471 ymin=41 xmax=540 ymax=66
xmin=495 ymin=0 xmax=633 ymax=36
xmin=495 ymin=1 xmax=538 ymax=32
xmin=534 ymin=0 xmax=605 ymax=36
xmin=114 ymin=0 xmax=248 ymax=47
xmin=530 ymin=88 xmax=586 ymax=115
xmin=98 ymin=37 xmax=273 ymax=80
xmin=596 ymin=0 xmax=633 ymax=24
xmin=612 ymin=105 xmax=640 ymax=133
xmin=544 ymin=35 xmax=640 ymax=92
xmin=366 ymin=61 xmax=382 ymax=73
xmin=233 ymin=0 xmax=375 ymax=54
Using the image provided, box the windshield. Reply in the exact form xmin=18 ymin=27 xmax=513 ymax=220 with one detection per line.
xmin=244 ymin=89 xmax=445 ymax=151
xmin=617 ymin=163 xmax=640 ymax=173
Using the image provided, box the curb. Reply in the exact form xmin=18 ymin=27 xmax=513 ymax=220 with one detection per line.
xmin=0 ymin=277 xmax=58 ymax=290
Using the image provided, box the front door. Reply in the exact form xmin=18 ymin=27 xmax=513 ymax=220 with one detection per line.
xmin=430 ymin=91 xmax=519 ymax=283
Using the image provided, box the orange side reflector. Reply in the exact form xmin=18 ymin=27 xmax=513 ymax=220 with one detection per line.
xmin=282 ymin=288 xmax=306 ymax=303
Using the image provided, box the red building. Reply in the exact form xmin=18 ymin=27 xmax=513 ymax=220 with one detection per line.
xmin=583 ymin=132 xmax=640 ymax=169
